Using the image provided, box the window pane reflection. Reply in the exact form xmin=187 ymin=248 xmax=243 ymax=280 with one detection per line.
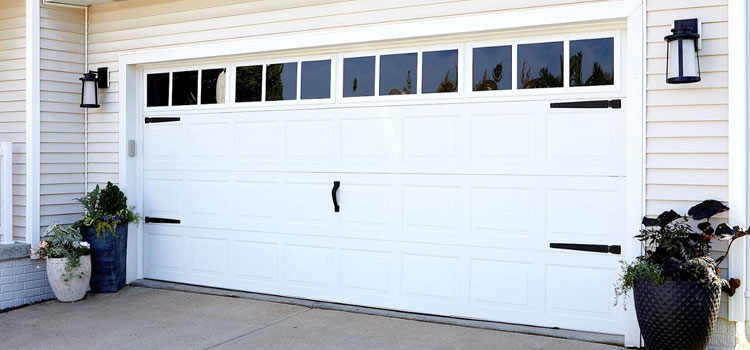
xmin=266 ymin=62 xmax=298 ymax=101
xmin=301 ymin=60 xmax=331 ymax=100
xmin=472 ymin=46 xmax=511 ymax=91
xmin=235 ymin=65 xmax=262 ymax=103
xmin=380 ymin=53 xmax=417 ymax=96
xmin=201 ymin=68 xmax=226 ymax=104
xmin=517 ymin=42 xmax=563 ymax=89
xmin=147 ymin=73 xmax=169 ymax=107
xmin=569 ymin=38 xmax=614 ymax=86
xmin=422 ymin=50 xmax=458 ymax=94
xmin=171 ymin=70 xmax=198 ymax=106
xmin=343 ymin=56 xmax=375 ymax=97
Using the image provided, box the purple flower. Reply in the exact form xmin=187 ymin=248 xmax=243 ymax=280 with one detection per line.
xmin=115 ymin=215 xmax=121 ymax=221
xmin=104 ymin=215 xmax=109 ymax=221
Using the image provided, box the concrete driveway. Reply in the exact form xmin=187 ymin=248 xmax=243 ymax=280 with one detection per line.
xmin=0 ymin=286 xmax=626 ymax=350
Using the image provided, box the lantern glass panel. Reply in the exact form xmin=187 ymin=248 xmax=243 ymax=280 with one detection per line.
xmin=82 ymin=79 xmax=97 ymax=106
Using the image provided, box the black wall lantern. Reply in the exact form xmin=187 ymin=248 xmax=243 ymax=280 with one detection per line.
xmin=80 ymin=67 xmax=109 ymax=108
xmin=664 ymin=18 xmax=701 ymax=84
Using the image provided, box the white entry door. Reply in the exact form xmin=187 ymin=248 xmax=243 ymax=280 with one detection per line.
xmin=142 ymin=96 xmax=628 ymax=334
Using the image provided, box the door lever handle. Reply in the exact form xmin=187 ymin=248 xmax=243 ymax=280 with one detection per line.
xmin=332 ymin=181 xmax=341 ymax=213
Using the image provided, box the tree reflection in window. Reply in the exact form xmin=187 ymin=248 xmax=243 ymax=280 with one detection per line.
xmin=235 ymin=65 xmax=262 ymax=103
xmin=422 ymin=50 xmax=458 ymax=94
xmin=473 ymin=46 xmax=511 ymax=91
xmin=518 ymin=42 xmax=563 ymax=89
xmin=266 ymin=62 xmax=298 ymax=101
xmin=380 ymin=53 xmax=417 ymax=95
xmin=569 ymin=38 xmax=614 ymax=86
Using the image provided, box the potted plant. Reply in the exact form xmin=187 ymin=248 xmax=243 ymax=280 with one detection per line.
xmin=31 ymin=223 xmax=92 ymax=302
xmin=615 ymin=200 xmax=745 ymax=350
xmin=74 ymin=182 xmax=140 ymax=292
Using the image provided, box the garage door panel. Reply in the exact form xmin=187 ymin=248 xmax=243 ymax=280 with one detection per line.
xmin=143 ymin=83 xmax=629 ymax=335
xmin=144 ymin=100 xmax=625 ymax=177
xmin=143 ymin=171 xmax=624 ymax=251
xmin=143 ymin=224 xmax=625 ymax=333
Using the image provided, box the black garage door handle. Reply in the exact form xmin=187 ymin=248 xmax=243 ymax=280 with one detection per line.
xmin=332 ymin=181 xmax=340 ymax=213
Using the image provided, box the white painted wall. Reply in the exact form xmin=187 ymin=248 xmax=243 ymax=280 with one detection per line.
xmin=39 ymin=4 xmax=85 ymax=228
xmin=0 ymin=0 xmax=27 ymax=242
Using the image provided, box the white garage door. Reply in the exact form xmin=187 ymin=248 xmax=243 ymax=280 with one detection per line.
xmin=141 ymin=33 xmax=629 ymax=335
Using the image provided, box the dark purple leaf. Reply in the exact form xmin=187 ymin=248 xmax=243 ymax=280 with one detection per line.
xmin=642 ymin=217 xmax=659 ymax=227
xmin=697 ymin=222 xmax=714 ymax=235
xmin=657 ymin=210 xmax=681 ymax=227
xmin=715 ymin=223 xmax=739 ymax=241
xmin=688 ymin=200 xmax=729 ymax=221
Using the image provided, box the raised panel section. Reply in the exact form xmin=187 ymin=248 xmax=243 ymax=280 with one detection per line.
xmin=284 ymin=245 xmax=332 ymax=290
xmin=144 ymin=124 xmax=181 ymax=161
xmin=470 ymin=115 xmax=532 ymax=160
xmin=340 ymin=249 xmax=391 ymax=295
xmin=284 ymin=182 xmax=332 ymax=225
xmin=144 ymin=179 xmax=182 ymax=218
xmin=285 ymin=120 xmax=332 ymax=161
xmin=341 ymin=119 xmax=395 ymax=162
xmin=187 ymin=123 xmax=229 ymax=159
xmin=547 ymin=189 xmax=613 ymax=239
xmin=547 ymin=113 xmax=613 ymax=160
xmin=186 ymin=181 xmax=228 ymax=217
xmin=470 ymin=259 xmax=533 ymax=310
xmin=190 ymin=237 xmax=228 ymax=275
xmin=546 ymin=265 xmax=614 ymax=317
xmin=403 ymin=116 xmax=459 ymax=161
xmin=402 ymin=254 xmax=458 ymax=302
xmin=340 ymin=184 xmax=393 ymax=229
xmin=470 ymin=187 xmax=532 ymax=236
xmin=403 ymin=186 xmax=459 ymax=233
xmin=234 ymin=182 xmax=279 ymax=222
xmin=234 ymin=241 xmax=277 ymax=283
xmin=147 ymin=233 xmax=182 ymax=271
xmin=235 ymin=121 xmax=278 ymax=160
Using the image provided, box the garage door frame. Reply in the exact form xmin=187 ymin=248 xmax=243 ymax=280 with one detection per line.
xmin=118 ymin=1 xmax=644 ymax=346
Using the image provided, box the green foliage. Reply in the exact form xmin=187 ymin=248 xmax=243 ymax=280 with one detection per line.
xmin=614 ymin=200 xmax=746 ymax=309
xmin=31 ymin=223 xmax=91 ymax=283
xmin=73 ymin=182 xmax=140 ymax=239
xmin=614 ymin=257 xmax=665 ymax=308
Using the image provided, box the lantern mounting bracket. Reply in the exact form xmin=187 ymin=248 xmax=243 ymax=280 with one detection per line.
xmin=673 ymin=18 xmax=702 ymax=50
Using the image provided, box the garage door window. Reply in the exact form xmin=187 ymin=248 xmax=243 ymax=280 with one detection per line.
xmin=422 ymin=50 xmax=458 ymax=94
xmin=146 ymin=72 xmax=169 ymax=107
xmin=201 ymin=68 xmax=226 ymax=104
xmin=266 ymin=62 xmax=298 ymax=101
xmin=380 ymin=53 xmax=417 ymax=96
xmin=301 ymin=60 xmax=332 ymax=100
xmin=343 ymin=56 xmax=376 ymax=97
xmin=171 ymin=70 xmax=198 ymax=106
xmin=517 ymin=41 xmax=564 ymax=89
xmin=472 ymin=45 xmax=511 ymax=92
xmin=569 ymin=38 xmax=614 ymax=87
xmin=235 ymin=65 xmax=263 ymax=103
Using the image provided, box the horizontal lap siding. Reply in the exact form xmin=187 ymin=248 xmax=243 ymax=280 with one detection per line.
xmin=0 ymin=0 xmax=26 ymax=241
xmin=645 ymin=0 xmax=731 ymax=321
xmin=39 ymin=5 xmax=85 ymax=228
xmin=85 ymin=0 xmax=601 ymax=189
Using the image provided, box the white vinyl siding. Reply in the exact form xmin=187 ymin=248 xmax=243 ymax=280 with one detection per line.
xmin=645 ymin=0 xmax=730 ymax=318
xmin=85 ymin=0 xmax=603 ymax=189
xmin=39 ymin=5 xmax=85 ymax=228
xmin=0 ymin=0 xmax=26 ymax=241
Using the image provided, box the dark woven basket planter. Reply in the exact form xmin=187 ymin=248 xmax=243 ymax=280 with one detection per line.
xmin=633 ymin=279 xmax=721 ymax=350
xmin=82 ymin=225 xmax=128 ymax=293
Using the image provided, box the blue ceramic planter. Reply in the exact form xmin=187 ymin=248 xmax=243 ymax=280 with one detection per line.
xmin=82 ymin=225 xmax=128 ymax=293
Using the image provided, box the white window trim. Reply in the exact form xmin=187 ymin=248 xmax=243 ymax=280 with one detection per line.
xmin=119 ymin=2 xmax=644 ymax=346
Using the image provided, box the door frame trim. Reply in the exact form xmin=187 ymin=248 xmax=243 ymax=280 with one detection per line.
xmin=118 ymin=1 xmax=644 ymax=346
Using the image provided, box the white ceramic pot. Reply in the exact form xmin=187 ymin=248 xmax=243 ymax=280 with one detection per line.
xmin=46 ymin=255 xmax=91 ymax=302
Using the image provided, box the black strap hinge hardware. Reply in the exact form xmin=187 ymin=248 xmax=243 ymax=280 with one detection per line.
xmin=550 ymin=243 xmax=621 ymax=255
xmin=145 ymin=117 xmax=181 ymax=124
xmin=550 ymin=99 xmax=621 ymax=109
xmin=144 ymin=217 xmax=181 ymax=224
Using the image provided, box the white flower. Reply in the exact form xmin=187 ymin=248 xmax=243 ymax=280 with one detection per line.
xmin=80 ymin=242 xmax=91 ymax=248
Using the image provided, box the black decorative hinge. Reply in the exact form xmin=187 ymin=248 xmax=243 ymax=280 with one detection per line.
xmin=550 ymin=243 xmax=621 ymax=255
xmin=550 ymin=99 xmax=621 ymax=109
xmin=144 ymin=217 xmax=181 ymax=224
xmin=145 ymin=117 xmax=181 ymax=124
